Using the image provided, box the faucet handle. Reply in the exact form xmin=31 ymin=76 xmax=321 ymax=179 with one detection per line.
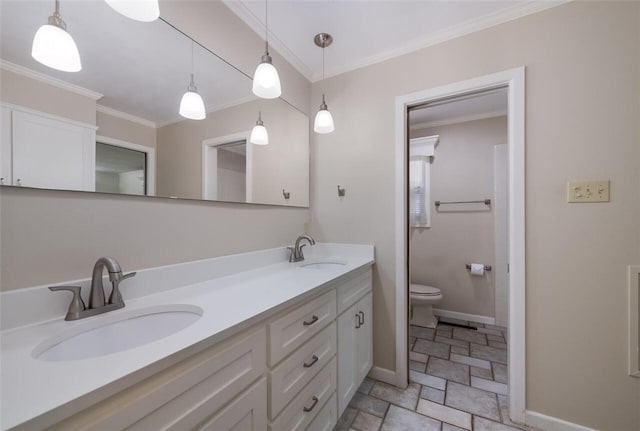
xmin=108 ymin=272 xmax=136 ymax=306
xmin=287 ymin=247 xmax=295 ymax=262
xmin=49 ymin=286 xmax=86 ymax=321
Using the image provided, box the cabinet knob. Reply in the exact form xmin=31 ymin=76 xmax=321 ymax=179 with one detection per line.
xmin=16 ymin=179 xmax=22 ymax=186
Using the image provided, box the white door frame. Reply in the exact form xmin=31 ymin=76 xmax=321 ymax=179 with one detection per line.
xmin=96 ymin=135 xmax=156 ymax=196
xmin=394 ymin=67 xmax=526 ymax=423
xmin=202 ymin=131 xmax=252 ymax=202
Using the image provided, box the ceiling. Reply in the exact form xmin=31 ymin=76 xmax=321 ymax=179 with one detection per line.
xmin=224 ymin=0 xmax=565 ymax=82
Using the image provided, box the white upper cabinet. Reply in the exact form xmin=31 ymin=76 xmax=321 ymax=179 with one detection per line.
xmin=1 ymin=107 xmax=96 ymax=191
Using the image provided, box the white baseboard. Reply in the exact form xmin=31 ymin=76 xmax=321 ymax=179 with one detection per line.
xmin=525 ymin=410 xmax=598 ymax=431
xmin=367 ymin=366 xmax=397 ymax=386
xmin=433 ymin=308 xmax=496 ymax=326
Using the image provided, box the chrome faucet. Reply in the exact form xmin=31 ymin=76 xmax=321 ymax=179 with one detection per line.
xmin=49 ymin=257 xmax=136 ymax=321
xmin=288 ymin=234 xmax=316 ymax=262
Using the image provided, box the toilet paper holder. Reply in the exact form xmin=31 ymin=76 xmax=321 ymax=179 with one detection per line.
xmin=466 ymin=264 xmax=492 ymax=271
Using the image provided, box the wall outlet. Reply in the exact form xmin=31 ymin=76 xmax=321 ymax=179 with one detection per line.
xmin=567 ymin=180 xmax=610 ymax=203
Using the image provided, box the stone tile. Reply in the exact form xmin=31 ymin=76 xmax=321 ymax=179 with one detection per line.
xmin=349 ymin=392 xmax=389 ymax=418
xmin=470 ymin=343 xmax=507 ymax=364
xmin=409 ymin=337 xmax=416 ymax=348
xmin=443 ymin=424 xmax=468 ymax=431
xmin=410 ymin=360 xmax=426 ymax=373
xmin=436 ymin=326 xmax=453 ymax=338
xmin=358 ymin=378 xmax=375 ymax=394
xmin=446 ymin=381 xmax=500 ymax=421
xmin=409 ymin=370 xmax=447 ymax=390
xmin=370 ymin=381 xmax=420 ymax=410
xmin=474 ymin=416 xmax=523 ymax=431
xmin=335 ymin=406 xmax=358 ymax=431
xmin=416 ymin=399 xmax=472 ymax=430
xmin=471 ymin=376 xmax=509 ymax=395
xmin=409 ymin=351 xmax=428 ymax=363
xmin=413 ymin=338 xmax=450 ymax=359
xmin=420 ymin=386 xmax=445 ymax=404
xmin=471 ymin=365 xmax=493 ymax=380
xmin=352 ymin=411 xmax=383 ymax=431
xmin=410 ymin=325 xmax=436 ymax=340
xmin=487 ymin=334 xmax=506 ymax=344
xmin=426 ymin=356 xmax=470 ymax=385
xmin=477 ymin=327 xmax=505 ymax=337
xmin=452 ymin=327 xmax=487 ymax=345
xmin=489 ymin=340 xmax=508 ymax=350
xmin=435 ymin=335 xmax=469 ymax=349
xmin=381 ymin=405 xmax=441 ymax=431
xmin=450 ymin=353 xmax=491 ymax=370
xmin=492 ymin=363 xmax=508 ymax=384
xmin=483 ymin=324 xmax=507 ymax=332
xmin=450 ymin=345 xmax=469 ymax=356
xmin=497 ymin=395 xmax=530 ymax=430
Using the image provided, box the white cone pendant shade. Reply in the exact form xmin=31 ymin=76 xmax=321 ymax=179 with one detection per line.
xmin=32 ymin=1 xmax=81 ymax=72
xmin=179 ymin=74 xmax=206 ymax=120
xmin=252 ymin=54 xmax=281 ymax=99
xmin=314 ymin=94 xmax=334 ymax=134
xmin=105 ymin=0 xmax=160 ymax=22
xmin=250 ymin=112 xmax=269 ymax=145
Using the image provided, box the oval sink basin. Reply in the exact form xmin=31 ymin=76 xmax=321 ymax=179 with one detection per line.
xmin=300 ymin=261 xmax=347 ymax=270
xmin=33 ymin=304 xmax=202 ymax=362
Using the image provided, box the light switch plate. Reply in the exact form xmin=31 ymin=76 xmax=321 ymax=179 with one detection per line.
xmin=567 ymin=180 xmax=610 ymax=203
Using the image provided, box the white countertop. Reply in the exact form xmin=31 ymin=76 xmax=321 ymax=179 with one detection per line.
xmin=0 ymin=243 xmax=374 ymax=430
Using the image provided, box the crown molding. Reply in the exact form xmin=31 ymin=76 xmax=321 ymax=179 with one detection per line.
xmin=96 ymin=105 xmax=157 ymax=129
xmin=0 ymin=60 xmax=103 ymax=100
xmin=156 ymin=94 xmax=259 ymax=128
xmin=222 ymin=0 xmax=314 ymax=81
xmin=410 ymin=109 xmax=507 ymax=131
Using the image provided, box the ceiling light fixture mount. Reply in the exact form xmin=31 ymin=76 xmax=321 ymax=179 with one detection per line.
xmin=313 ymin=32 xmax=335 ymax=134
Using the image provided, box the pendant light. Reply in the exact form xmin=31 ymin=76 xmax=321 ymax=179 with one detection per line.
xmin=250 ymin=112 xmax=269 ymax=146
xmin=105 ymin=0 xmax=160 ymax=22
xmin=31 ymin=0 xmax=81 ymax=72
xmin=313 ymin=33 xmax=334 ymax=134
xmin=179 ymin=42 xmax=206 ymax=120
xmin=252 ymin=0 xmax=281 ymax=99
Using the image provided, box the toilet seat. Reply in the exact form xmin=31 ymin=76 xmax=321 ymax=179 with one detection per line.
xmin=410 ymin=284 xmax=440 ymax=296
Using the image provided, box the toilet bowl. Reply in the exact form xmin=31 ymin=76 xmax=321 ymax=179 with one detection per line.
xmin=410 ymin=283 xmax=442 ymax=328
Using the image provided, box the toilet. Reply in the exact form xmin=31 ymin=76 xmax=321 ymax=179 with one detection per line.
xmin=410 ymin=283 xmax=442 ymax=328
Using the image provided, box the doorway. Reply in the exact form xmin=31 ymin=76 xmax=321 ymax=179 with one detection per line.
xmin=394 ymin=68 xmax=525 ymax=423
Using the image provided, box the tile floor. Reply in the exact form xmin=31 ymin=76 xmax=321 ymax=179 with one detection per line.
xmin=334 ymin=319 xmax=533 ymax=431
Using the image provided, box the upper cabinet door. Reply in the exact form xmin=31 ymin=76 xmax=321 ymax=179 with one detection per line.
xmin=11 ymin=110 xmax=95 ymax=191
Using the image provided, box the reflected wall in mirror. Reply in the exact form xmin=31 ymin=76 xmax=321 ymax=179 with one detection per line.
xmin=0 ymin=0 xmax=309 ymax=207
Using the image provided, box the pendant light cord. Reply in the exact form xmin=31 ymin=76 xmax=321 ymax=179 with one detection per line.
xmin=265 ymin=0 xmax=269 ymax=55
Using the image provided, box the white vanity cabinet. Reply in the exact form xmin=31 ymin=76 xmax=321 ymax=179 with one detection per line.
xmin=336 ymin=270 xmax=373 ymax=415
xmin=0 ymin=106 xmax=96 ymax=191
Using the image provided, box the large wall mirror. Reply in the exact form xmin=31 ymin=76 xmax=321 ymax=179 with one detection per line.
xmin=0 ymin=1 xmax=309 ymax=207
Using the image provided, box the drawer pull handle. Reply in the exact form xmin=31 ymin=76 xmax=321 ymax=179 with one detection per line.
xmin=355 ymin=314 xmax=361 ymax=329
xmin=303 ymin=315 xmax=319 ymax=326
xmin=359 ymin=311 xmax=365 ymax=326
xmin=303 ymin=355 xmax=319 ymax=368
xmin=303 ymin=396 xmax=319 ymax=412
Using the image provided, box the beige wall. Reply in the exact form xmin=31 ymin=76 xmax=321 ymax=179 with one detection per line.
xmin=157 ymin=97 xmax=309 ymax=206
xmin=0 ymin=69 xmax=96 ymax=125
xmin=310 ymin=2 xmax=639 ymax=429
xmin=96 ymin=111 xmax=157 ymax=150
xmin=410 ymin=117 xmax=507 ymax=319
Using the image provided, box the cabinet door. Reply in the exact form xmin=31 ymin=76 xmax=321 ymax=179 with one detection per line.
xmin=1 ymin=107 xmax=11 ymax=185
xmin=196 ymin=378 xmax=267 ymax=431
xmin=356 ymin=293 xmax=373 ymax=383
xmin=12 ymin=110 xmax=95 ymax=191
xmin=337 ymin=304 xmax=359 ymax=416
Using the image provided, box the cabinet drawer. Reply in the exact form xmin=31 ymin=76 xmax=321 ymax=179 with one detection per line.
xmin=269 ymin=322 xmax=336 ymax=419
xmin=305 ymin=393 xmax=337 ymax=431
xmin=102 ymin=327 xmax=267 ymax=431
xmin=269 ymin=290 xmax=336 ymax=366
xmin=195 ymin=378 xmax=267 ymax=431
xmin=336 ymin=268 xmax=372 ymax=315
xmin=269 ymin=358 xmax=336 ymax=431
